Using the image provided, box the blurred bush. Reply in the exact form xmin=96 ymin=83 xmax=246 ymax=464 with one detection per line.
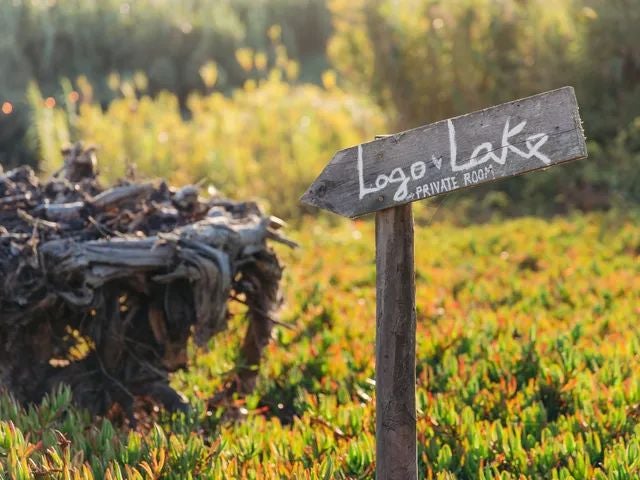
xmin=0 ymin=0 xmax=331 ymax=167
xmin=5 ymin=0 xmax=640 ymax=218
xmin=28 ymin=55 xmax=386 ymax=221
xmin=328 ymin=0 xmax=640 ymax=142
xmin=328 ymin=0 xmax=640 ymax=214
xmin=577 ymin=0 xmax=640 ymax=143
xmin=329 ymin=0 xmax=580 ymax=130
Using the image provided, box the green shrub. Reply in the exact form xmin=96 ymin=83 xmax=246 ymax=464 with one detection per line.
xmin=328 ymin=0 xmax=582 ymax=130
xmin=27 ymin=60 xmax=386 ymax=221
xmin=0 ymin=0 xmax=332 ymax=167
xmin=0 ymin=0 xmax=330 ymax=102
xmin=327 ymin=0 xmax=640 ymax=217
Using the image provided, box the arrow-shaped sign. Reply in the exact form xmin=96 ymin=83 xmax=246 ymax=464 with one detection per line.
xmin=301 ymin=87 xmax=588 ymax=218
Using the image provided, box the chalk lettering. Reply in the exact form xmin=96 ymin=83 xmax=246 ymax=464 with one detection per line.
xmin=411 ymin=161 xmax=426 ymax=180
xmin=450 ymin=117 xmax=549 ymax=172
xmin=358 ymin=117 xmax=550 ymax=202
xmin=414 ymin=176 xmax=459 ymax=199
xmin=358 ymin=144 xmax=380 ymax=200
xmin=463 ymin=165 xmax=496 ymax=186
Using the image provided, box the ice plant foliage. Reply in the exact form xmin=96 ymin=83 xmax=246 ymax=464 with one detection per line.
xmin=1 ymin=214 xmax=640 ymax=477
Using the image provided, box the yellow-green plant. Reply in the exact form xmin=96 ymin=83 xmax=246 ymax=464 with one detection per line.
xmin=28 ymin=56 xmax=386 ymax=221
xmin=328 ymin=0 xmax=582 ymax=130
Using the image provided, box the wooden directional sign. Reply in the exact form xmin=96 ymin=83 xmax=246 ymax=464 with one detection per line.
xmin=301 ymin=87 xmax=587 ymax=217
xmin=301 ymin=86 xmax=588 ymax=480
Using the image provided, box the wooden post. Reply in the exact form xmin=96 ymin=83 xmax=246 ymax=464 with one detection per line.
xmin=375 ymin=204 xmax=417 ymax=480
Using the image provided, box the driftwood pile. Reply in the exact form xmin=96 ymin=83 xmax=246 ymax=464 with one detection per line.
xmin=0 ymin=144 xmax=292 ymax=421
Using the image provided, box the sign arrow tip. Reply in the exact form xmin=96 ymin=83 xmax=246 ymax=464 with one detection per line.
xmin=299 ymin=187 xmax=317 ymax=208
xmin=300 ymin=179 xmax=353 ymax=218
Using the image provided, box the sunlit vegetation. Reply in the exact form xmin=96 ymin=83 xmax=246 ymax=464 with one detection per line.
xmin=4 ymin=1 xmax=640 ymax=478
xmin=0 ymin=0 xmax=331 ymax=103
xmin=27 ymin=48 xmax=386 ymax=221
xmin=3 ymin=213 xmax=640 ymax=478
xmin=22 ymin=0 xmax=640 ymax=220
xmin=0 ymin=0 xmax=331 ymax=167
xmin=328 ymin=0 xmax=640 ymax=214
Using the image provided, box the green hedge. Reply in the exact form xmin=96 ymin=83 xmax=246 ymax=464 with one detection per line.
xmin=327 ymin=0 xmax=640 ymax=215
xmin=0 ymin=0 xmax=331 ymax=167
xmin=4 ymin=0 xmax=640 ymax=217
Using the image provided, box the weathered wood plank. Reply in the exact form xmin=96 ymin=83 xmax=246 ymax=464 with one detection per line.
xmin=91 ymin=183 xmax=154 ymax=209
xmin=301 ymin=86 xmax=587 ymax=218
xmin=375 ymin=204 xmax=417 ymax=479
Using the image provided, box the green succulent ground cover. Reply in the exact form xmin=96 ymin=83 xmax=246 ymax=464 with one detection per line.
xmin=2 ymin=213 xmax=640 ymax=479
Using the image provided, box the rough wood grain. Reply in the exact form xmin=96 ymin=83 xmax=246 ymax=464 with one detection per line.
xmin=375 ymin=204 xmax=417 ymax=479
xmin=302 ymin=86 xmax=588 ymax=218
xmin=91 ymin=183 xmax=154 ymax=209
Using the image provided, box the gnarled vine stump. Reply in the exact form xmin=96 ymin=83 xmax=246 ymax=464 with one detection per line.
xmin=0 ymin=144 xmax=293 ymax=421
